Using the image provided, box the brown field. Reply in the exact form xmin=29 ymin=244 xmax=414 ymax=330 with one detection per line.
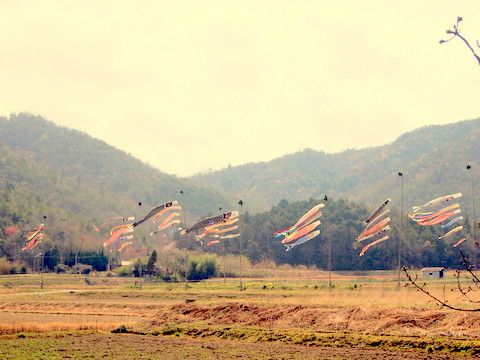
xmin=1 ymin=271 xmax=480 ymax=359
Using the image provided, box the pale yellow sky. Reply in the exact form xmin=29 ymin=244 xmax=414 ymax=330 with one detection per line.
xmin=1 ymin=1 xmax=479 ymax=176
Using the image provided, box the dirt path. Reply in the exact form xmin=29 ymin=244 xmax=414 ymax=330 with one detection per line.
xmin=0 ymin=332 xmax=472 ymax=360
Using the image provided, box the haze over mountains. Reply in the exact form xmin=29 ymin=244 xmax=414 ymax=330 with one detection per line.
xmin=191 ymin=118 xmax=480 ymax=212
xmin=1 ymin=113 xmax=479 ymax=217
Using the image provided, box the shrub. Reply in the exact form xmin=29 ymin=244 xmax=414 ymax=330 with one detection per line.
xmin=54 ymin=264 xmax=69 ymax=274
xmin=114 ymin=265 xmax=133 ymax=277
xmin=0 ymin=257 xmax=11 ymax=275
xmin=187 ymin=253 xmax=219 ymax=280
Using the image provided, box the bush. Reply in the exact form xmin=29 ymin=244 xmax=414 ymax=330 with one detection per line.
xmin=9 ymin=266 xmax=18 ymax=274
xmin=0 ymin=257 xmax=10 ymax=275
xmin=77 ymin=264 xmax=93 ymax=274
xmin=187 ymin=253 xmax=219 ymax=280
xmin=114 ymin=265 xmax=133 ymax=277
xmin=54 ymin=264 xmax=69 ymax=274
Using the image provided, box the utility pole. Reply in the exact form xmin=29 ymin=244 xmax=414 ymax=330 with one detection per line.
xmin=467 ymin=165 xmax=477 ymax=269
xmin=324 ymin=195 xmax=332 ymax=291
xmin=238 ymin=200 xmax=243 ymax=291
xmin=180 ymin=190 xmax=189 ymax=290
xmin=397 ymin=172 xmax=404 ymax=290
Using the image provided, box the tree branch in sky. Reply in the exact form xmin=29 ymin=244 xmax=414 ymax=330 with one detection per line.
xmin=440 ymin=17 xmax=480 ymax=66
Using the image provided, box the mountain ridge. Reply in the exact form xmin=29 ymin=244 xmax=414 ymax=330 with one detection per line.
xmin=190 ymin=118 xmax=480 ymax=211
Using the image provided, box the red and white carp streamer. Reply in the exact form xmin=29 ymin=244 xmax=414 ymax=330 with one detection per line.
xmin=409 ymin=203 xmax=460 ymax=223
xmin=103 ymin=226 xmax=133 ymax=247
xmin=155 ymin=212 xmax=180 ymax=228
xmin=359 ymin=235 xmax=389 ymax=256
xmin=109 ymin=223 xmax=133 ymax=235
xmin=118 ymin=241 xmax=133 ymax=252
xmin=93 ymin=216 xmax=134 ymax=231
xmin=357 ymin=225 xmax=390 ymax=243
xmin=207 ymin=240 xmax=220 ymax=246
xmin=357 ymin=217 xmax=391 ymax=241
xmin=195 ymin=224 xmax=239 ymax=241
xmin=284 ymin=230 xmax=320 ymax=252
xmin=152 ymin=206 xmax=182 ymax=223
xmin=282 ymin=220 xmax=320 ymax=244
xmin=274 ymin=203 xmax=324 ymax=238
xmin=412 ymin=192 xmax=462 ymax=213
xmin=363 ymin=199 xmax=391 ymax=225
xmin=453 ymin=238 xmax=466 ymax=248
xmin=418 ymin=209 xmax=461 ymax=226
xmin=438 ymin=225 xmax=463 ymax=240
xmin=156 ymin=219 xmax=181 ymax=233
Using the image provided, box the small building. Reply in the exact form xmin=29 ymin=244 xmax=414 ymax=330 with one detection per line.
xmin=421 ymin=267 xmax=445 ymax=279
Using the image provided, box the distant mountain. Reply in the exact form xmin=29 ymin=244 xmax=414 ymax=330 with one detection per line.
xmin=190 ymin=118 xmax=480 ymax=212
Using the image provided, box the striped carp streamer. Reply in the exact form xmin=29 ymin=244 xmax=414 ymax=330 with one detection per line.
xmin=22 ymin=233 xmax=43 ymax=251
xmin=274 ymin=203 xmax=324 ymax=238
xmin=409 ymin=203 xmax=460 ymax=223
xmin=363 ymin=199 xmax=391 ymax=225
xmin=274 ymin=203 xmax=324 ymax=251
xmin=282 ymin=220 xmax=321 ymax=244
xmin=182 ymin=211 xmax=239 ymax=234
xmin=409 ymin=193 xmax=465 ymax=246
xmin=356 ymin=199 xmax=392 ymax=256
xmin=194 ymin=218 xmax=239 ymax=240
xmin=418 ymin=209 xmax=461 ymax=226
xmin=21 ymin=224 xmax=44 ymax=251
xmin=357 ymin=217 xmax=391 ymax=241
xmin=412 ymin=192 xmax=462 ymax=213
xmin=133 ymin=201 xmax=179 ymax=228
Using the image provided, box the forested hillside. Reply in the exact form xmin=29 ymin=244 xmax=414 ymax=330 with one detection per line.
xmin=0 ymin=113 xmax=235 ymax=218
xmin=1 ymin=113 xmax=478 ymax=271
xmin=191 ymin=118 xmax=480 ymax=212
xmin=0 ymin=113 xmax=235 ymax=264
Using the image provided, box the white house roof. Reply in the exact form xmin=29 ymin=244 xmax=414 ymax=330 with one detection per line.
xmin=421 ymin=267 xmax=445 ymax=272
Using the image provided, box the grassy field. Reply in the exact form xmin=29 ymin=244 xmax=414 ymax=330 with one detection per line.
xmin=1 ymin=270 xmax=480 ymax=359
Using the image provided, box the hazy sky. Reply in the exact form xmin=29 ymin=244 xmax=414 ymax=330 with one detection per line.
xmin=1 ymin=1 xmax=479 ymax=176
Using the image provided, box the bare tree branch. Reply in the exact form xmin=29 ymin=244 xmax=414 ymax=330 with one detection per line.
xmin=440 ymin=17 xmax=480 ymax=66
xmin=403 ymin=266 xmax=480 ymax=312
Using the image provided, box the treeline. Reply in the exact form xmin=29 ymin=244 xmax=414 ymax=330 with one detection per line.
xmin=203 ymin=198 xmax=474 ymax=271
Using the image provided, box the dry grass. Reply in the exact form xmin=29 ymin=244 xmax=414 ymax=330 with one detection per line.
xmin=0 ymin=321 xmax=123 ymax=334
xmin=1 ymin=270 xmax=480 ymax=340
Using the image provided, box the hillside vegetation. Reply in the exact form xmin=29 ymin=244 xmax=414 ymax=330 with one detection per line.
xmin=191 ymin=118 xmax=480 ymax=211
